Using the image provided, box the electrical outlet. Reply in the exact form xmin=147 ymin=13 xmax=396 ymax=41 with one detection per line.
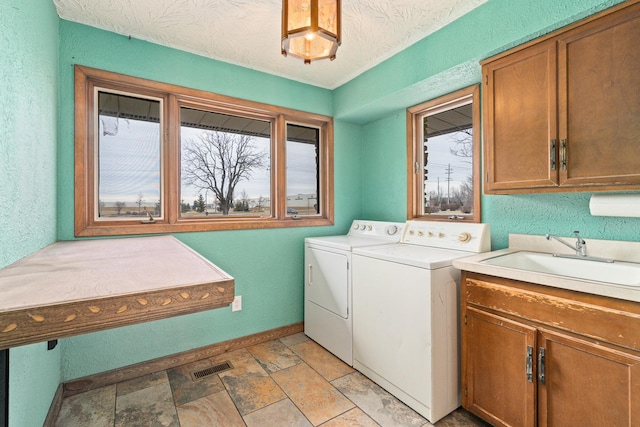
xmin=232 ymin=295 xmax=242 ymax=312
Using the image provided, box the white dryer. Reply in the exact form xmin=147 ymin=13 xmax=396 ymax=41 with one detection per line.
xmin=352 ymin=220 xmax=490 ymax=423
xmin=304 ymin=220 xmax=405 ymax=365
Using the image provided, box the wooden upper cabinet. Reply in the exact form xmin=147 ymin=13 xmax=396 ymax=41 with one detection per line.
xmin=558 ymin=4 xmax=640 ymax=187
xmin=483 ymin=40 xmax=558 ymax=192
xmin=482 ymin=0 xmax=640 ymax=194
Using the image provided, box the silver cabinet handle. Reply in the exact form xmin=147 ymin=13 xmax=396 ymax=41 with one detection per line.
xmin=538 ymin=347 xmax=546 ymax=384
xmin=550 ymin=139 xmax=557 ymax=171
xmin=526 ymin=346 xmax=533 ymax=382
xmin=561 ymin=139 xmax=567 ymax=171
xmin=308 ymin=264 xmax=313 ymax=285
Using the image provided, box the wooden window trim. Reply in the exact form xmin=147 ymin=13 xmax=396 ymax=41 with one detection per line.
xmin=74 ymin=65 xmax=334 ymax=237
xmin=406 ymin=84 xmax=481 ymax=223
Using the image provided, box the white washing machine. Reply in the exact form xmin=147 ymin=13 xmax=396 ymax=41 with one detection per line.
xmin=304 ymin=220 xmax=405 ymax=365
xmin=352 ymin=220 xmax=490 ymax=423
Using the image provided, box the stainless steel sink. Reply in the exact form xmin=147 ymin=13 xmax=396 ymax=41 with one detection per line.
xmin=481 ymin=251 xmax=640 ymax=287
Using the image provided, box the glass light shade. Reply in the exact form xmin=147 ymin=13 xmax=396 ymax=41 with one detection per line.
xmin=282 ymin=0 xmax=341 ymax=64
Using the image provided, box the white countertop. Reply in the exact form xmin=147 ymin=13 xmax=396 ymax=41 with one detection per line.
xmin=453 ymin=234 xmax=640 ymax=304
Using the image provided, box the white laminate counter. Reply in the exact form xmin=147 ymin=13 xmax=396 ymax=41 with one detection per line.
xmin=453 ymin=234 xmax=640 ymax=304
xmin=0 ymin=236 xmax=234 ymax=350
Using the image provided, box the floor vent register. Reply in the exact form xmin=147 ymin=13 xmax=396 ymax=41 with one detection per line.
xmin=190 ymin=361 xmax=233 ymax=381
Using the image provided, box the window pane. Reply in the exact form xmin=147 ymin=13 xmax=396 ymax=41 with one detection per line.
xmin=96 ymin=91 xmax=162 ymax=220
xmin=422 ymin=103 xmax=474 ymax=218
xmin=286 ymin=123 xmax=320 ymax=216
xmin=180 ymin=108 xmax=271 ymax=217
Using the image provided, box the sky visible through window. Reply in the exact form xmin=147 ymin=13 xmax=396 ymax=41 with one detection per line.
xmin=424 ymin=131 xmax=473 ymax=202
xmin=98 ymin=116 xmax=317 ymax=209
xmin=98 ymin=116 xmax=161 ymax=208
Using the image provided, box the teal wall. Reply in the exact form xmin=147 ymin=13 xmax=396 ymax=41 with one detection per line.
xmin=355 ymin=0 xmax=640 ymax=249
xmin=361 ymin=111 xmax=408 ymax=222
xmin=0 ymin=1 xmax=61 ymax=426
xmin=56 ymin=21 xmax=363 ymax=381
xmin=3 ymin=0 xmax=640 ymax=424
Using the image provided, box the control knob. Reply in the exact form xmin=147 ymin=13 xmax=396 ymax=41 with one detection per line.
xmin=458 ymin=232 xmax=472 ymax=243
xmin=386 ymin=225 xmax=399 ymax=235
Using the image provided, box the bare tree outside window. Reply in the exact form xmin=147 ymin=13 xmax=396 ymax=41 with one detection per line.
xmin=449 ymin=129 xmax=473 ymax=160
xmin=255 ymin=195 xmax=268 ymax=213
xmin=448 ymin=130 xmax=474 ymax=212
xmin=136 ymin=193 xmax=144 ymax=214
xmin=182 ymin=131 xmax=268 ymax=216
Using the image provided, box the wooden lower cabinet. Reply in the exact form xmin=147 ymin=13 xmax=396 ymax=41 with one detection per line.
xmin=464 ymin=307 xmax=536 ymax=427
xmin=461 ymin=272 xmax=640 ymax=427
xmin=538 ymin=330 xmax=640 ymax=427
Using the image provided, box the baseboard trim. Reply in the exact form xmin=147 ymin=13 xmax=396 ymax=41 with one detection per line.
xmin=62 ymin=322 xmax=303 ymax=397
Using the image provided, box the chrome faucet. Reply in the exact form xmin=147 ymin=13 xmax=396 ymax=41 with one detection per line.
xmin=545 ymin=231 xmax=586 ymax=257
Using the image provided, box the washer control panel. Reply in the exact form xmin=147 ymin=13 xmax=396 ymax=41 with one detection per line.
xmin=349 ymin=220 xmax=406 ymax=240
xmin=401 ymin=220 xmax=490 ymax=252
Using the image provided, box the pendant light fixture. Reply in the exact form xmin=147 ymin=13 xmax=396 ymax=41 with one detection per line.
xmin=281 ymin=0 xmax=341 ymax=64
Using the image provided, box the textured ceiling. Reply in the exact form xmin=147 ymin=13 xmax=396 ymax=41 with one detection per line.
xmin=54 ymin=0 xmax=486 ymax=89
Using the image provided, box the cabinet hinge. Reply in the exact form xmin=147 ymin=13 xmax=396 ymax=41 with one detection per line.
xmin=464 ymin=386 xmax=468 ymax=398
xmin=486 ymin=172 xmax=489 ymax=183
xmin=485 ymin=75 xmax=488 ymax=85
xmin=464 ymin=314 xmax=467 ymax=325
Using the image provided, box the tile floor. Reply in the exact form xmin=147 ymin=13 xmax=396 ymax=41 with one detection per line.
xmin=55 ymin=333 xmax=490 ymax=426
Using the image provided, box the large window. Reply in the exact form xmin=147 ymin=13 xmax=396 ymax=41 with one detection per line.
xmin=75 ymin=66 xmax=333 ymax=236
xmin=407 ymin=85 xmax=481 ymax=222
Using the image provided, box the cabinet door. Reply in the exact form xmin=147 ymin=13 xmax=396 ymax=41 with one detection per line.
xmin=463 ymin=307 xmax=537 ymax=427
xmin=483 ymin=40 xmax=558 ymax=193
xmin=537 ymin=329 xmax=640 ymax=427
xmin=558 ymin=3 xmax=640 ymax=187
